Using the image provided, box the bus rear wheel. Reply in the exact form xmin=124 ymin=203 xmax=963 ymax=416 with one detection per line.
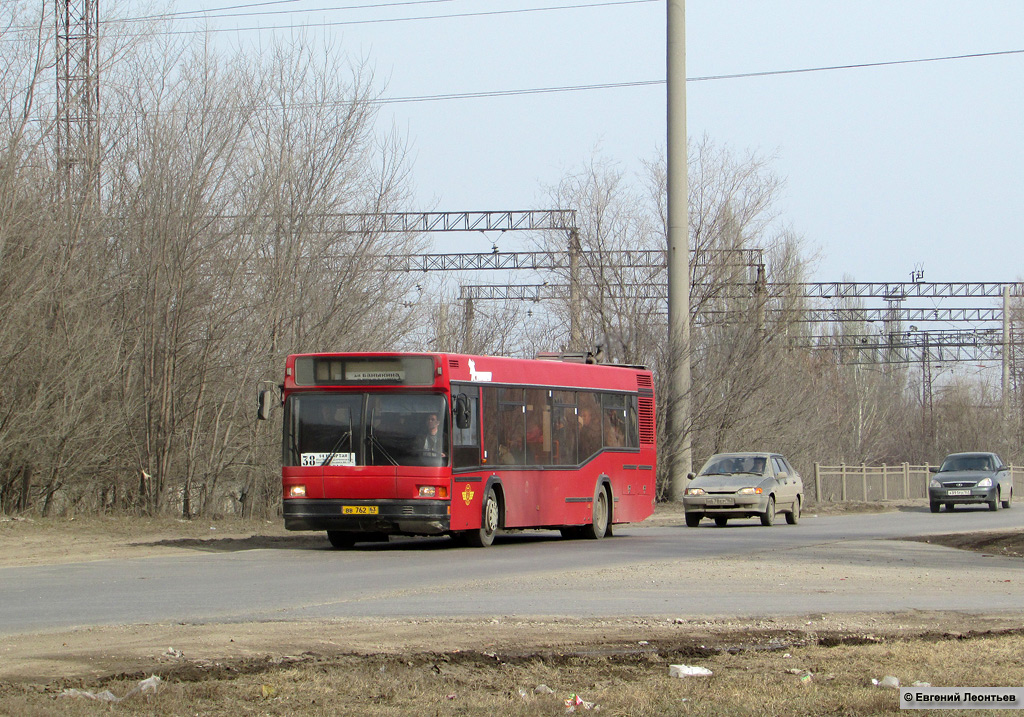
xmin=464 ymin=487 xmax=500 ymax=548
xmin=583 ymin=486 xmax=610 ymax=540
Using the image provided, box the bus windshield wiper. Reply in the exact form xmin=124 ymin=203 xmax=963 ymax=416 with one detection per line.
xmin=367 ymin=429 xmax=399 ymax=466
xmin=320 ymin=430 xmax=352 ymax=467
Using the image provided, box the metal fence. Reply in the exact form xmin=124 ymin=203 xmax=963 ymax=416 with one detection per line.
xmin=811 ymin=463 xmax=1024 ymax=503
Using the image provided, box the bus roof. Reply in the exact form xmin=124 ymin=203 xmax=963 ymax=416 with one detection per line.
xmin=284 ymin=352 xmax=653 ymax=393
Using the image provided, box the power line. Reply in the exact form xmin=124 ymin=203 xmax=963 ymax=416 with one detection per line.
xmin=124 ymin=0 xmax=454 ymax=25
xmin=4 ymin=0 xmax=655 ymax=37
xmin=689 ymin=48 xmax=1024 ymax=82
xmin=377 ymin=48 xmax=1024 ymax=104
xmin=125 ymin=0 xmax=659 ymax=37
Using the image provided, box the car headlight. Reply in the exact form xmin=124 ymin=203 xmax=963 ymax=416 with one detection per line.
xmin=976 ymin=477 xmax=993 ymax=487
xmin=685 ymin=487 xmax=706 ymax=496
xmin=737 ymin=487 xmax=763 ymax=495
xmin=929 ymin=479 xmax=941 ymax=488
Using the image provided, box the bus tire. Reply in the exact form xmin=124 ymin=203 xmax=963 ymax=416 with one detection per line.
xmin=326 ymin=531 xmax=356 ymax=549
xmin=583 ymin=485 xmax=610 ymax=540
xmin=465 ymin=487 xmax=500 ymax=548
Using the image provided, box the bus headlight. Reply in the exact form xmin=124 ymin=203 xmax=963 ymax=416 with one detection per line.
xmin=288 ymin=484 xmax=306 ymax=498
xmin=418 ymin=486 xmax=449 ymax=498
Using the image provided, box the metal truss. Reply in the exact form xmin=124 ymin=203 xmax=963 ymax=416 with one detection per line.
xmin=790 ymin=282 xmax=1024 ymax=300
xmin=331 ymin=210 xmax=577 ymax=234
xmin=56 ymin=0 xmax=100 ymax=201
xmin=802 ymin=329 xmax=1008 ymax=365
xmin=382 ymin=247 xmax=762 ymax=273
xmin=704 ymin=307 xmax=1004 ymax=324
xmin=460 ymin=281 xmax=1024 ymax=302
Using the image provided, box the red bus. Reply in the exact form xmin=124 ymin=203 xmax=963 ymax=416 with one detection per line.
xmin=259 ymin=352 xmax=656 ymax=547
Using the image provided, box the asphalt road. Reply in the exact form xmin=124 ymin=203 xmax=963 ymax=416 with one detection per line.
xmin=2 ymin=505 xmax=1022 ymax=636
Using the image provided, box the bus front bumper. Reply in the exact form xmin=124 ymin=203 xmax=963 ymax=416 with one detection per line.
xmin=283 ymin=499 xmax=450 ymax=535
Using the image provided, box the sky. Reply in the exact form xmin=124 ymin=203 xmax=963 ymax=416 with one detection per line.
xmin=165 ymin=0 xmax=1024 ymax=284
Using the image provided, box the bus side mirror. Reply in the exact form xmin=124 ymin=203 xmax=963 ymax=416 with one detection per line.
xmin=257 ymin=389 xmax=274 ymax=421
xmin=454 ymin=394 xmax=471 ymax=430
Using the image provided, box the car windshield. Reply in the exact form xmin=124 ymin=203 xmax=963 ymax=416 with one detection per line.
xmin=939 ymin=455 xmax=994 ymax=472
xmin=700 ymin=455 xmax=766 ymax=476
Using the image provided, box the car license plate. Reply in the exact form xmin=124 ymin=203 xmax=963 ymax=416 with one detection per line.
xmin=946 ymin=489 xmax=971 ymax=496
xmin=342 ymin=505 xmax=378 ymax=515
xmin=707 ymin=497 xmax=733 ymax=506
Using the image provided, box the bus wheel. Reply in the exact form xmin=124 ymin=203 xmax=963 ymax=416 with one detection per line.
xmin=465 ymin=487 xmax=500 ymax=548
xmin=583 ymin=486 xmax=610 ymax=540
xmin=326 ymin=531 xmax=356 ymax=549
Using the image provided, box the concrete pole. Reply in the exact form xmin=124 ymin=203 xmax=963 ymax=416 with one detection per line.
xmin=667 ymin=0 xmax=692 ymax=500
xmin=462 ymin=298 xmax=475 ymax=354
xmin=569 ymin=229 xmax=583 ymax=350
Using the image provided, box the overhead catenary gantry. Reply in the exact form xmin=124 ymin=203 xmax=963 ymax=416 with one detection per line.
xmin=382 ymin=248 xmax=763 ymax=273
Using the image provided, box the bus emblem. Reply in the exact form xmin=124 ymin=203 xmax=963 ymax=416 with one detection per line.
xmin=462 ymin=485 xmax=475 ymax=505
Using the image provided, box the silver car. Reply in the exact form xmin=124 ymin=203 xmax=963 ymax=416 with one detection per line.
xmin=683 ymin=452 xmax=803 ymax=527
xmin=929 ymin=452 xmax=1014 ymax=512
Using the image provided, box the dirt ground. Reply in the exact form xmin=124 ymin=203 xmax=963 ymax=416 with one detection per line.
xmin=1 ymin=501 xmax=1022 ymax=714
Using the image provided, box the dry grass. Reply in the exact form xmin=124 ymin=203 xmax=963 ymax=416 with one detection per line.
xmin=4 ymin=630 xmax=1023 ymax=715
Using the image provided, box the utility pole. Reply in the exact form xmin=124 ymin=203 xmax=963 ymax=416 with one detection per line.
xmin=568 ymin=229 xmax=583 ymax=350
xmin=667 ymin=0 xmax=692 ymax=500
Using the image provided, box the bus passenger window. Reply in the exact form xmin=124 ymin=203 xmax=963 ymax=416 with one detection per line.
xmin=524 ymin=388 xmax=549 ymax=465
xmin=577 ymin=392 xmax=602 ymax=461
xmin=601 ymin=393 xmax=627 ymax=448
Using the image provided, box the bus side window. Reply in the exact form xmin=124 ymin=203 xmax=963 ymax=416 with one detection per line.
xmin=452 ymin=385 xmax=481 ymax=468
xmin=497 ymin=388 xmax=525 ymax=465
xmin=601 ymin=393 xmax=627 ymax=448
xmin=550 ymin=391 xmax=577 ymax=465
xmin=482 ymin=386 xmax=500 ymax=466
xmin=577 ymin=391 xmax=602 ymax=461
xmin=626 ymin=395 xmax=639 ymax=448
xmin=524 ymin=388 xmax=549 ymax=465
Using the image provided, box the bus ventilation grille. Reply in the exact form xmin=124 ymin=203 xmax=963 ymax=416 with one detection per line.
xmin=448 ymin=359 xmax=460 ymax=369
xmin=636 ymin=374 xmax=653 ymax=389
xmin=638 ymin=397 xmax=655 ymax=444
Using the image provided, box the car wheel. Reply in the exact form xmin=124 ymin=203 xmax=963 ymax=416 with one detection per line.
xmin=685 ymin=513 xmax=702 ymax=528
xmin=929 ymin=501 xmax=941 ymax=513
xmin=785 ymin=497 xmax=801 ymax=525
xmin=1001 ymin=487 xmax=1012 ymax=509
xmin=989 ymin=489 xmax=1001 ymax=512
xmin=714 ymin=516 xmax=729 ymax=527
xmin=760 ymin=496 xmax=776 ymax=526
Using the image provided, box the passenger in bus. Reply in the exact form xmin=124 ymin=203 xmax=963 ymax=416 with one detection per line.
xmin=577 ymin=402 xmax=601 ymax=459
xmin=603 ymin=410 xmax=625 ymax=447
xmin=498 ymin=443 xmax=517 ymax=465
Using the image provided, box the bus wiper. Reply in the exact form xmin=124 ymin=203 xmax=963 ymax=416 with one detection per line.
xmin=367 ymin=429 xmax=399 ymax=466
xmin=319 ymin=430 xmax=352 ymax=467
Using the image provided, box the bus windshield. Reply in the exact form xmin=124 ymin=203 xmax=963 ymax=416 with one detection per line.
xmin=285 ymin=393 xmax=448 ymax=468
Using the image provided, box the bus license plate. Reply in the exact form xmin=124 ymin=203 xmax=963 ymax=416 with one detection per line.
xmin=342 ymin=506 xmax=378 ymax=515
xmin=946 ymin=489 xmax=971 ymax=496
